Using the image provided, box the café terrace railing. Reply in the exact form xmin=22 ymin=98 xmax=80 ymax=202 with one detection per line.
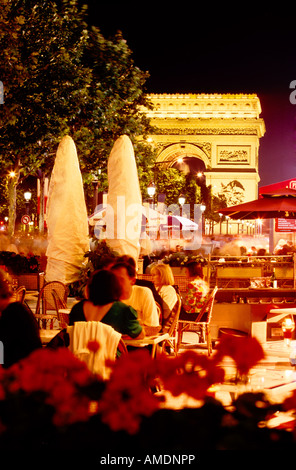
xmin=204 ymin=254 xmax=296 ymax=289
xmin=140 ymin=254 xmax=296 ymax=292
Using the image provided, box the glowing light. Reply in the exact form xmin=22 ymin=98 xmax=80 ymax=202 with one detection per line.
xmin=24 ymin=191 xmax=32 ymax=201
xmin=178 ymin=194 xmax=185 ymax=205
xmin=9 ymin=171 xmax=16 ymax=178
xmin=147 ymin=182 xmax=156 ymax=198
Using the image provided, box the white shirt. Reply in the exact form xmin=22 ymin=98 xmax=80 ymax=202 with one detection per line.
xmin=122 ymin=285 xmax=160 ymax=327
xmin=158 ymin=285 xmax=178 ymax=320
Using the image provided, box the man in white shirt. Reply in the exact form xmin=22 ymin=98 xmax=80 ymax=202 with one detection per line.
xmin=111 ymin=262 xmax=160 ymax=331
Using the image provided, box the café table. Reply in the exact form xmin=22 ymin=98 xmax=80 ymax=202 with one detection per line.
xmin=268 ymin=307 xmax=296 ymax=329
xmin=39 ymin=328 xmax=61 ymax=345
xmin=123 ymin=333 xmax=169 ymax=358
xmin=215 ymin=368 xmax=296 ymax=405
xmin=269 ymin=307 xmax=296 ymax=316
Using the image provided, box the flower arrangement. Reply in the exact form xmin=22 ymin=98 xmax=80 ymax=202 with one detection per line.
xmin=162 ymin=252 xmax=206 ymax=267
xmin=0 ymin=251 xmax=40 ymax=274
xmin=69 ymin=240 xmax=118 ymax=298
xmin=0 ymin=335 xmax=296 ymax=452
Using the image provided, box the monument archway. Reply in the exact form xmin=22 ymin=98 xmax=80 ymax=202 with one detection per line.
xmin=155 ymin=142 xmax=207 ymax=179
xmin=144 ymin=93 xmax=266 ymax=206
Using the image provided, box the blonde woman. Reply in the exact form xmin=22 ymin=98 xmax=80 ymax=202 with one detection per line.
xmin=150 ymin=263 xmax=178 ymax=322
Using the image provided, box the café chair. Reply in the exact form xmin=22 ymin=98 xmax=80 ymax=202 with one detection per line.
xmin=52 ymin=289 xmax=70 ymax=329
xmin=161 ymin=294 xmax=182 ymax=356
xmin=123 ymin=296 xmax=182 ymax=358
xmin=67 ymin=321 xmax=122 ymax=380
xmin=34 ymin=281 xmax=68 ymax=329
xmin=12 ymin=286 xmax=26 ymax=304
xmin=156 ymin=302 xmax=162 ymax=323
xmin=177 ymin=286 xmax=218 ymax=356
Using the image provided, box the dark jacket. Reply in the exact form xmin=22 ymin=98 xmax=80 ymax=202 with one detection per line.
xmin=0 ymin=302 xmax=42 ymax=368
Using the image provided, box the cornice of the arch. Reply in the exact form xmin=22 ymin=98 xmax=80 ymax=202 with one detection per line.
xmin=156 ymin=142 xmax=211 ymax=168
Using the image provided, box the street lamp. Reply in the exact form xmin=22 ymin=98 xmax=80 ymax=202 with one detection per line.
xmin=92 ymin=169 xmax=101 ymax=212
xmin=147 ymin=182 xmax=156 ymax=198
xmin=178 ymin=194 xmax=185 ymax=206
xmin=24 ymin=191 xmax=32 ymax=215
xmin=147 ymin=182 xmax=156 ymax=208
xmin=24 ymin=191 xmax=31 ymax=202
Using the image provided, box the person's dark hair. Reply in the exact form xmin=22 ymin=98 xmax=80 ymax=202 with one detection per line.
xmin=117 ymin=255 xmax=136 ymax=269
xmin=87 ymin=269 xmax=122 ymax=306
xmin=99 ymin=256 xmax=117 ymax=269
xmin=111 ymin=261 xmax=136 ymax=279
xmin=185 ymin=261 xmax=203 ymax=278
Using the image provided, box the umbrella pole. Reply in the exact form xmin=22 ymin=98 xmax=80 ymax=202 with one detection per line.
xmin=269 ymin=219 xmax=275 ymax=254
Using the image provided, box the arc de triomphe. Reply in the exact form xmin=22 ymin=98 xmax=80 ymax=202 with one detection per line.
xmin=143 ymin=93 xmax=266 ymax=207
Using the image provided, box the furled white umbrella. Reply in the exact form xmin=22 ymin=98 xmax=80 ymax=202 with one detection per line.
xmin=105 ymin=135 xmax=142 ymax=261
xmin=45 ymin=136 xmax=89 ymax=284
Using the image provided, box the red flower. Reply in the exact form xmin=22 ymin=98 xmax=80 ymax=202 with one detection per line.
xmin=4 ymin=348 xmax=96 ymax=427
xmin=155 ymin=350 xmax=225 ymax=400
xmin=0 ymin=332 xmax=268 ymax=436
xmin=215 ymin=335 xmax=265 ymax=376
xmin=87 ymin=340 xmax=101 ymax=353
xmin=98 ymin=349 xmax=160 ymax=434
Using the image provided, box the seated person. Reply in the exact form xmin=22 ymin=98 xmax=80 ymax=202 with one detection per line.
xmin=0 ymin=269 xmax=42 ymax=368
xmin=150 ymin=263 xmax=178 ymax=326
xmin=111 ymin=262 xmax=160 ymax=334
xmin=180 ymin=261 xmax=210 ymax=321
xmin=116 ymin=255 xmax=163 ymax=313
xmin=69 ymin=269 xmax=144 ymax=339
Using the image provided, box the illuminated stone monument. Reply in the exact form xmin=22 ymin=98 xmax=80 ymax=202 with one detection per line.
xmin=144 ymin=93 xmax=265 ymax=206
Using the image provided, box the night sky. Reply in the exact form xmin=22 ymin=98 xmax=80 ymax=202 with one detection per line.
xmin=85 ymin=2 xmax=296 ymax=189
